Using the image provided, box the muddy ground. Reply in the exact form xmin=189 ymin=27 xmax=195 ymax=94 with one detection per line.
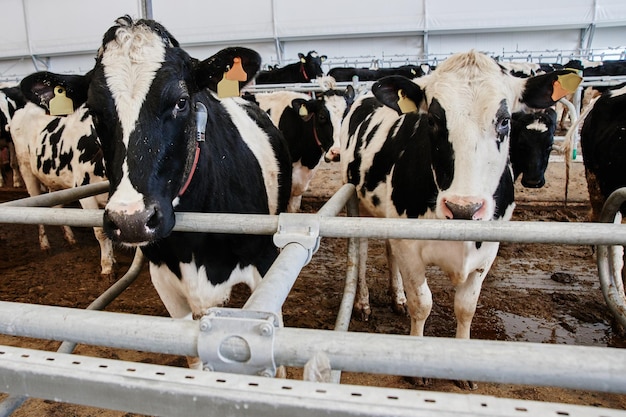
xmin=0 ymin=153 xmax=625 ymax=416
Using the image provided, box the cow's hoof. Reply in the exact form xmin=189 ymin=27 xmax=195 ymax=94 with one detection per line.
xmin=392 ymin=302 xmax=408 ymax=316
xmin=454 ymin=379 xmax=478 ymax=390
xmin=403 ymin=376 xmax=432 ymax=386
xmin=354 ymin=305 xmax=371 ymax=321
xmin=101 ymin=270 xmax=117 ymax=284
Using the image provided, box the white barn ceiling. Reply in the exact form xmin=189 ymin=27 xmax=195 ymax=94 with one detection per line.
xmin=1 ymin=0 xmax=625 ymax=82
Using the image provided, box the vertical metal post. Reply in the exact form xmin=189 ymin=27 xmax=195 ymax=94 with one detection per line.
xmin=141 ymin=0 xmax=153 ymax=20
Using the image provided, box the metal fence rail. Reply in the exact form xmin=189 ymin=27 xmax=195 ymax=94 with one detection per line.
xmin=1 ymin=183 xmax=626 ymax=416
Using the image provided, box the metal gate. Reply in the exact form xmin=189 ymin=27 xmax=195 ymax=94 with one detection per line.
xmin=0 ymin=182 xmax=625 ymax=417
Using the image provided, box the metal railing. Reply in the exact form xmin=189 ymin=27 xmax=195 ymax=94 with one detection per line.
xmin=0 ymin=183 xmax=626 ymax=416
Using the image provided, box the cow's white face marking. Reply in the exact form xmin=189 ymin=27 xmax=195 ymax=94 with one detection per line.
xmin=414 ymin=52 xmax=519 ymax=220
xmin=527 ymin=120 xmax=548 ymax=133
xmin=101 ymin=24 xmax=165 ymax=213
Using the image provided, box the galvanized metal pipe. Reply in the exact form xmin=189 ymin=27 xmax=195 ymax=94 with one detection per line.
xmin=0 ymin=301 xmax=624 ymax=394
xmin=3 ymin=206 xmax=626 ymax=245
xmin=243 ymin=185 xmax=355 ymax=315
xmin=0 ymin=182 xmax=109 ymax=207
xmin=0 ymin=248 xmax=145 ymax=417
xmin=597 ymin=187 xmax=626 ymax=329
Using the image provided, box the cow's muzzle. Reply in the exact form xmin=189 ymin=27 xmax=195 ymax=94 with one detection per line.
xmin=442 ymin=197 xmax=488 ymax=220
xmin=103 ymin=202 xmax=165 ymax=245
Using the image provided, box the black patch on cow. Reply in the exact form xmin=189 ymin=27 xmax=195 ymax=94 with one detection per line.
xmin=390 ymin=114 xmax=439 ymax=217
xmin=347 ymin=97 xmax=382 ymax=139
xmin=492 ymin=165 xmax=515 ymax=220
xmin=494 ymin=100 xmax=510 ymax=151
xmin=428 ymin=98 xmax=454 ymax=191
xmin=475 ymin=242 xmax=482 ymax=250
xmin=371 ymin=194 xmax=380 ymax=207
xmin=580 ymin=89 xmax=626 ymax=215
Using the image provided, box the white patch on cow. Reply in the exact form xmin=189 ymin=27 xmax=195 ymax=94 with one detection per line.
xmin=527 ymin=120 xmax=548 ymax=133
xmin=221 ymin=98 xmax=281 ymax=214
xmin=608 ymin=84 xmax=626 ymax=98
xmin=9 ymin=102 xmax=114 ymax=277
xmin=411 ymin=51 xmax=523 ymax=221
xmin=101 ymin=23 xmax=165 ymax=213
xmin=150 ymin=260 xmax=261 ymax=319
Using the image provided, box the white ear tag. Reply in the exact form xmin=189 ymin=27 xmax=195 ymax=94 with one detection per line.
xmin=49 ymin=86 xmax=74 ymax=116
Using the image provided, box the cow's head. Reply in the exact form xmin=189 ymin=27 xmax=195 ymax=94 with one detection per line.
xmin=510 ymin=108 xmax=557 ymax=188
xmin=299 ymin=51 xmax=327 ymax=81
xmin=372 ymin=51 xmax=581 ymax=220
xmin=20 ymin=16 xmax=262 ymax=246
xmin=290 ymin=97 xmax=334 ymax=153
xmin=318 ymin=85 xmax=356 ymax=162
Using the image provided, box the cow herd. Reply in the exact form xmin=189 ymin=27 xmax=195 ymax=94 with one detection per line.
xmin=2 ymin=15 xmax=626 ymax=387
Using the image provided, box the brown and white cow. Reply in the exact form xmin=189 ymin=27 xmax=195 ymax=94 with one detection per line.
xmin=341 ymin=50 xmax=581 ymax=388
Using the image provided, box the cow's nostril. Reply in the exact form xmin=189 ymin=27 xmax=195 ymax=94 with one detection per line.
xmin=445 ymin=200 xmax=484 ymax=220
xmin=146 ymin=206 xmax=161 ymax=230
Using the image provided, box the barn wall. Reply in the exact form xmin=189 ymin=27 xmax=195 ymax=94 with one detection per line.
xmin=1 ymin=0 xmax=625 ymax=82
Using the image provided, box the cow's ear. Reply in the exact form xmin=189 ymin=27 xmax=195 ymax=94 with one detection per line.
xmin=194 ymin=47 xmax=262 ymax=92
xmin=291 ymin=98 xmax=314 ymax=120
xmin=372 ymin=75 xmax=424 ymax=115
xmin=521 ymin=70 xmax=582 ymax=109
xmin=20 ymin=71 xmax=90 ymax=112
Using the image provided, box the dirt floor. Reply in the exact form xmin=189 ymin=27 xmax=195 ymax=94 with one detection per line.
xmin=0 ymin=150 xmax=625 ymax=416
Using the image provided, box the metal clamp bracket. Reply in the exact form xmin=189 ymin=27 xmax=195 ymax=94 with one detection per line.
xmin=273 ymin=213 xmax=320 ymax=265
xmin=197 ymin=307 xmax=280 ymax=377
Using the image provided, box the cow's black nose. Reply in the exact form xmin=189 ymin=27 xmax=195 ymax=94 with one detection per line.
xmin=103 ymin=203 xmax=161 ymax=244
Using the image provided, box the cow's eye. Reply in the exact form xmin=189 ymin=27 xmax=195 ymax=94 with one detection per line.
xmin=496 ymin=117 xmax=510 ymax=137
xmin=175 ymin=97 xmax=189 ymax=112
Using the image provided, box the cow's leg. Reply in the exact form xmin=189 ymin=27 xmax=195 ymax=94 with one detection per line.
xmin=79 ymin=196 xmax=116 ymax=280
xmin=287 ymin=194 xmax=303 ymax=213
xmin=148 ymin=262 xmax=200 ymax=368
xmin=385 ymin=240 xmax=407 ymax=315
xmin=450 ymin=247 xmax=497 ymax=390
xmin=354 ymin=237 xmax=371 ymax=320
xmin=9 ymin=142 xmax=23 ymax=188
xmin=18 ymin=166 xmax=54 ymax=251
xmin=391 ymin=239 xmax=432 ymax=386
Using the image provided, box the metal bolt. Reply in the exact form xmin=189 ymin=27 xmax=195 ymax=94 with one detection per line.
xmin=203 ymin=364 xmax=214 ymax=372
xmin=200 ymin=320 xmax=211 ymax=332
xmin=259 ymin=322 xmax=274 ymax=336
xmin=259 ymin=369 xmax=274 ymax=378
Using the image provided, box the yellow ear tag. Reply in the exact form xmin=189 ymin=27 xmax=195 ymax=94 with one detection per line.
xmin=299 ymin=104 xmax=309 ymax=117
xmin=225 ymin=57 xmax=248 ymax=82
xmin=217 ymin=71 xmax=240 ymax=98
xmin=551 ymin=73 xmax=582 ymax=101
xmin=397 ymin=89 xmax=417 ymax=114
xmin=49 ymin=86 xmax=74 ymax=116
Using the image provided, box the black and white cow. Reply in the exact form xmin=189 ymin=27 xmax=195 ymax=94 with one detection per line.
xmin=21 ymin=17 xmax=292 ymax=369
xmin=510 ymin=108 xmax=558 ymax=188
xmin=255 ymin=51 xmax=326 ymax=84
xmin=341 ymin=50 xmax=580 ymax=388
xmin=8 ymin=100 xmax=115 ymax=280
xmin=328 ymin=64 xmax=427 ymax=82
xmin=245 ymin=91 xmax=336 ymax=212
xmin=579 ymin=84 xmax=626 ymax=222
xmin=0 ymin=84 xmax=27 ymax=187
